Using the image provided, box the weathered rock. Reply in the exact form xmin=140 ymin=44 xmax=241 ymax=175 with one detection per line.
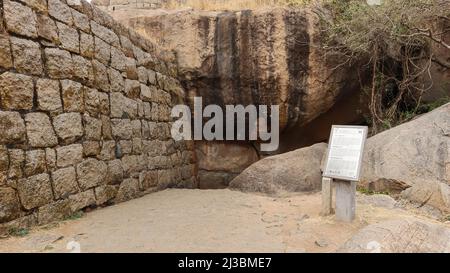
xmin=57 ymin=22 xmax=80 ymax=53
xmin=337 ymin=218 xmax=450 ymax=253
xmin=139 ymin=170 xmax=158 ymax=190
xmin=0 ymin=187 xmax=21 ymax=223
xmin=358 ymin=194 xmax=398 ymax=210
xmin=115 ymin=178 xmax=141 ymax=203
xmin=111 ymin=119 xmax=133 ymax=140
xmin=36 ymin=14 xmax=59 ymax=42
xmin=45 ymin=48 xmax=73 ymax=79
xmin=76 ymin=158 xmax=107 ymax=190
xmin=94 ymin=184 xmax=118 ymax=205
xmin=84 ymin=115 xmax=103 ymax=141
xmin=230 ymin=143 xmax=327 ymax=194
xmin=56 ymin=144 xmax=83 ymax=168
xmin=45 ymin=148 xmax=57 ymax=172
xmin=53 ymin=112 xmax=84 ymax=143
xmin=24 ymin=150 xmax=47 ymax=177
xmin=361 ymin=104 xmax=450 ymax=189
xmin=91 ymin=20 xmax=120 ymax=46
xmin=48 ymin=0 xmax=73 ymax=26
xmin=25 ymin=113 xmax=58 ymax=148
xmin=83 ymin=141 xmax=101 ymax=157
xmin=51 ymin=167 xmax=79 ymax=199
xmin=401 ymin=181 xmax=450 ymax=215
xmin=71 ymin=8 xmax=91 ymax=33
xmin=8 ymin=149 xmax=25 ymax=180
xmin=105 ymin=159 xmax=124 ymax=185
xmin=38 ymin=200 xmax=72 ymax=225
xmin=72 ymin=55 xmax=94 ymax=84
xmin=92 ymin=60 xmax=110 ymax=92
xmin=17 ymin=173 xmax=53 ymax=210
xmin=36 ymin=79 xmax=63 ymax=112
xmin=0 ymin=72 xmax=34 ymax=111
xmin=10 ymin=37 xmax=42 ymax=75
xmin=80 ymin=32 xmax=95 ymax=58
xmin=196 ymin=141 xmax=259 ymax=189
xmin=61 ymin=80 xmax=84 ymax=112
xmin=94 ymin=36 xmax=111 ymax=65
xmin=68 ymin=190 xmax=96 ymax=212
xmin=0 ymin=146 xmax=8 ymax=185
xmin=0 ymin=111 xmax=26 ymax=145
xmin=0 ymin=35 xmax=13 ymax=69
xmin=3 ymin=0 xmax=38 ymax=38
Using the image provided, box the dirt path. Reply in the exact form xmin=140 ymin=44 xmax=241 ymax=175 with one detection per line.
xmin=0 ymin=189 xmax=440 ymax=253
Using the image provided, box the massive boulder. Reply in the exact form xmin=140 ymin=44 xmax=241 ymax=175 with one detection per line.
xmin=361 ymin=103 xmax=450 ymax=188
xmin=229 ymin=143 xmax=327 ymax=195
xmin=230 ymin=104 xmax=450 ymax=215
xmin=337 ymin=218 xmax=450 ymax=253
xmin=101 ymin=7 xmax=369 ymax=187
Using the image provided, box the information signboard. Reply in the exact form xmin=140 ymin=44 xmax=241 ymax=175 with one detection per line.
xmin=323 ymin=125 xmax=368 ymax=181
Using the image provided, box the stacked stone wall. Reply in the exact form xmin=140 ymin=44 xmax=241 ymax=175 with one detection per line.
xmin=0 ymin=0 xmax=196 ymax=233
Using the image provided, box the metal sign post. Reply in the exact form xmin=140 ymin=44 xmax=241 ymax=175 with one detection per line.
xmin=321 ymin=125 xmax=368 ymax=222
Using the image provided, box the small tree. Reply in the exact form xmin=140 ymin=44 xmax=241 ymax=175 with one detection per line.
xmin=315 ymin=0 xmax=450 ymax=133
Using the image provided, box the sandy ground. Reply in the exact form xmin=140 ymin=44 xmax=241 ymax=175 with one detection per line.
xmin=0 ymin=189 xmax=443 ymax=253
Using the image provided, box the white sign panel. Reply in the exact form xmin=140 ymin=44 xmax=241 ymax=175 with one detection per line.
xmin=323 ymin=125 xmax=368 ymax=181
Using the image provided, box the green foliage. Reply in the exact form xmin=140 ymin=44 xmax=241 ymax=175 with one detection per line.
xmin=8 ymin=228 xmax=29 ymax=237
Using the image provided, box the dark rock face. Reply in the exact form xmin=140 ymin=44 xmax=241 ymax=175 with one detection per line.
xmin=105 ymin=7 xmax=370 ymax=187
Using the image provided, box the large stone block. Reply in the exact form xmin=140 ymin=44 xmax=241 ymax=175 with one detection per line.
xmin=83 ymin=141 xmax=101 ymax=157
xmin=110 ymin=46 xmax=126 ymax=71
xmin=37 ymin=14 xmax=59 ymax=42
xmin=10 ymin=36 xmax=42 ymax=75
xmin=139 ymin=170 xmax=158 ymax=190
xmin=101 ymin=115 xmax=113 ymax=140
xmin=48 ymin=0 xmax=73 ymax=26
xmin=8 ymin=149 xmax=24 ymax=180
xmin=0 ymin=111 xmax=26 ymax=145
xmin=0 ymin=72 xmax=34 ymax=110
xmin=84 ymin=87 xmax=109 ymax=116
xmin=94 ymin=184 xmax=118 ymax=205
xmin=84 ymin=115 xmax=102 ymax=141
xmin=53 ymin=112 xmax=84 ymax=144
xmin=111 ymin=119 xmax=133 ymax=140
xmin=24 ymin=149 xmax=47 ymax=177
xmin=76 ymin=158 xmax=107 ymax=190
xmin=0 ymin=187 xmax=21 ymax=223
xmin=80 ymin=32 xmax=95 ymax=58
xmin=4 ymin=0 xmax=38 ymax=38
xmin=125 ymin=79 xmax=141 ymax=99
xmin=108 ymin=68 xmax=124 ymax=93
xmin=94 ymin=36 xmax=110 ymax=65
xmin=17 ymin=173 xmax=53 ymax=210
xmin=71 ymin=8 xmax=90 ymax=33
xmin=0 ymin=35 xmax=13 ymax=69
xmin=110 ymin=92 xmax=138 ymax=119
xmin=92 ymin=60 xmax=110 ymax=92
xmin=105 ymin=159 xmax=123 ymax=185
xmin=56 ymin=144 xmax=83 ymax=168
xmin=61 ymin=80 xmax=84 ymax=112
xmin=115 ymin=178 xmax=141 ymax=203
xmin=36 ymin=79 xmax=62 ymax=112
xmin=68 ymin=190 xmax=96 ymax=212
xmin=45 ymin=148 xmax=57 ymax=172
xmin=25 ymin=113 xmax=58 ymax=148
xmin=98 ymin=140 xmax=116 ymax=161
xmin=51 ymin=167 xmax=79 ymax=199
xmin=45 ymin=48 xmax=73 ymax=79
xmin=56 ymin=22 xmax=80 ymax=53
xmin=72 ymin=55 xmax=94 ymax=85
xmin=38 ymin=199 xmax=71 ymax=225
xmin=91 ymin=21 xmax=119 ymax=46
